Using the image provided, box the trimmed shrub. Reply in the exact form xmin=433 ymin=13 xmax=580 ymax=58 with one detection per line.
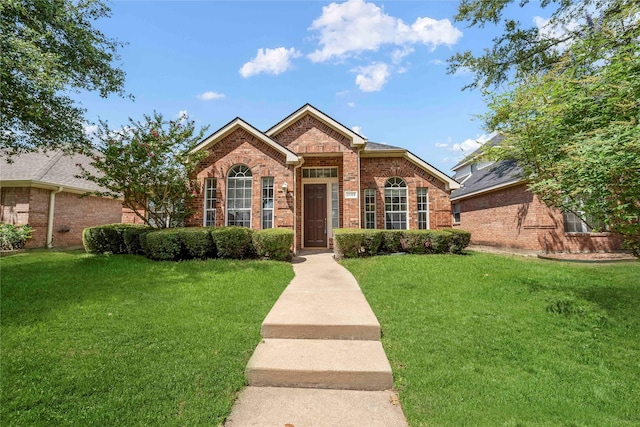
xmin=253 ymin=228 xmax=293 ymax=261
xmin=380 ymin=230 xmax=403 ymax=253
xmin=83 ymin=224 xmax=144 ymax=254
xmin=427 ymin=230 xmax=452 ymax=253
xmin=178 ymin=227 xmax=216 ymax=259
xmin=123 ymin=226 xmax=152 ymax=255
xmin=211 ymin=226 xmax=254 ymax=259
xmin=334 ymin=228 xmax=365 ymax=259
xmin=362 ymin=230 xmax=383 ymax=256
xmin=441 ymin=228 xmax=472 ymax=254
xmin=401 ymin=230 xmax=430 ymax=254
xmin=144 ymin=229 xmax=183 ymax=261
xmin=0 ymin=223 xmax=32 ymax=250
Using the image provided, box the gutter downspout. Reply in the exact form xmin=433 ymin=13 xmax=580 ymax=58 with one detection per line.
xmin=46 ymin=186 xmax=64 ymax=248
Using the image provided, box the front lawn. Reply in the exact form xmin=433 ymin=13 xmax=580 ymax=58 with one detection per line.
xmin=1 ymin=251 xmax=293 ymax=426
xmin=342 ymin=252 xmax=640 ymax=426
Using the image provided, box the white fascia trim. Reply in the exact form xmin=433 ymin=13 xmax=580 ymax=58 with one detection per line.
xmin=405 ymin=152 xmax=461 ymax=191
xmin=265 ymin=104 xmax=366 ymax=147
xmin=450 ymin=178 xmax=524 ymax=202
xmin=191 ymin=118 xmax=300 ymax=164
xmin=0 ymin=180 xmax=111 ymax=196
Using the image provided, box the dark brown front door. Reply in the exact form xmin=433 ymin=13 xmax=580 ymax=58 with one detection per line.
xmin=304 ymin=184 xmax=327 ymax=247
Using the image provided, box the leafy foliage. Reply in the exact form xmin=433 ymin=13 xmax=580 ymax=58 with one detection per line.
xmin=77 ymin=112 xmax=208 ymax=228
xmin=211 ymin=226 xmax=255 ymax=259
xmin=1 ymin=0 xmax=127 ymax=156
xmin=83 ymin=223 xmax=147 ymax=254
xmin=144 ymin=229 xmax=183 ymax=261
xmin=252 ymin=228 xmax=293 ymax=261
xmin=178 ymin=227 xmax=216 ymax=260
xmin=0 ymin=223 xmax=32 ymax=250
xmin=450 ymin=0 xmax=640 ymax=256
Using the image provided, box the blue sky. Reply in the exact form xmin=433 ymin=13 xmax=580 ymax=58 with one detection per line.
xmin=78 ymin=0 xmax=550 ymax=175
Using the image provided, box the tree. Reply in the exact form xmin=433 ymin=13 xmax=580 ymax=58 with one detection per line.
xmin=449 ymin=0 xmax=640 ymax=255
xmin=77 ymin=112 xmax=209 ymax=228
xmin=1 ymin=0 xmax=127 ymax=157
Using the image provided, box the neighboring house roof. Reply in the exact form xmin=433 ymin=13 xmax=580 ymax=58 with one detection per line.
xmin=452 ymin=133 xmax=504 ymax=171
xmin=450 ymin=158 xmax=523 ymax=201
xmin=265 ymin=103 xmax=366 ymax=147
xmin=0 ymin=150 xmax=106 ymax=194
xmin=191 ymin=117 xmax=300 ymax=164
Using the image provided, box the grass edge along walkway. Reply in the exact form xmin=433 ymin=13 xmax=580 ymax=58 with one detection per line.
xmin=1 ymin=251 xmax=293 ymax=426
xmin=342 ymin=252 xmax=640 ymax=426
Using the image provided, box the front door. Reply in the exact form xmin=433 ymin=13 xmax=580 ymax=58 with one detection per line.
xmin=304 ymin=184 xmax=327 ymax=247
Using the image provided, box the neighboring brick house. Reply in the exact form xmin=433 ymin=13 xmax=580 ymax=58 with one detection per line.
xmin=185 ymin=104 xmax=461 ymax=251
xmin=450 ymin=135 xmax=623 ymax=253
xmin=0 ymin=151 xmax=123 ymax=248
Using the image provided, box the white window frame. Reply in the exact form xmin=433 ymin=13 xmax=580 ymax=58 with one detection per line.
xmin=417 ymin=187 xmax=429 ymax=229
xmin=226 ymin=165 xmax=252 ymax=227
xmin=261 ymin=177 xmax=274 ymax=229
xmin=453 ymin=203 xmax=461 ymax=224
xmin=364 ymin=189 xmax=376 ymax=229
xmin=203 ymin=178 xmax=217 ymax=227
xmin=563 ymin=211 xmax=606 ymax=233
xmin=384 ymin=177 xmax=408 ymax=230
xmin=331 ymin=182 xmax=339 ymax=229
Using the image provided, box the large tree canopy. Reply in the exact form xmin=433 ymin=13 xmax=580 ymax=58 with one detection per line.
xmin=0 ymin=0 xmax=127 ymax=156
xmin=449 ymin=0 xmax=640 ymax=255
xmin=77 ymin=113 xmax=208 ymax=228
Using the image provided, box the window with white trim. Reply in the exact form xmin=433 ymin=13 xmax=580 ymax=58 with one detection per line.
xmin=452 ymin=203 xmax=461 ymax=224
xmin=364 ymin=189 xmax=376 ymax=229
xmin=417 ymin=187 xmax=429 ymax=229
xmin=226 ymin=165 xmax=252 ymax=227
xmin=204 ymin=178 xmax=217 ymax=226
xmin=331 ymin=183 xmax=339 ymax=229
xmin=563 ymin=211 xmax=605 ymax=233
xmin=261 ymin=177 xmax=274 ymax=229
xmin=302 ymin=167 xmax=338 ymax=178
xmin=384 ymin=177 xmax=407 ymax=230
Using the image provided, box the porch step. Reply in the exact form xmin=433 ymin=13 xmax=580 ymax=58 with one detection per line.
xmin=261 ymin=289 xmax=381 ymax=340
xmin=246 ymin=339 xmax=393 ymax=391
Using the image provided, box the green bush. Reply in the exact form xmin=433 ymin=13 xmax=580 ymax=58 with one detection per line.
xmin=144 ymin=229 xmax=183 ymax=261
xmin=83 ymin=224 xmax=143 ymax=254
xmin=362 ymin=230 xmax=383 ymax=256
xmin=0 ymin=223 xmax=32 ymax=250
xmin=380 ymin=230 xmax=403 ymax=253
xmin=427 ymin=230 xmax=452 ymax=254
xmin=441 ymin=228 xmax=472 ymax=254
xmin=122 ymin=226 xmax=151 ymax=255
xmin=211 ymin=226 xmax=254 ymax=259
xmin=401 ymin=230 xmax=430 ymax=254
xmin=179 ymin=227 xmax=216 ymax=259
xmin=333 ymin=229 xmax=364 ymax=259
xmin=253 ymin=228 xmax=293 ymax=261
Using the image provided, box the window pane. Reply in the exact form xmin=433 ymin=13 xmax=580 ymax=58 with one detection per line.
xmin=227 ymin=165 xmax=252 ymax=227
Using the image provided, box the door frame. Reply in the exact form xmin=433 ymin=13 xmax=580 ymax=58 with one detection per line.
xmin=301 ymin=178 xmax=338 ymax=249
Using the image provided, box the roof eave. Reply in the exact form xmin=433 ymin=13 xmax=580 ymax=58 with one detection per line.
xmin=450 ymin=178 xmax=524 ymax=201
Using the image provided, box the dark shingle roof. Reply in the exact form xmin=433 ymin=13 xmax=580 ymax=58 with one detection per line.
xmin=364 ymin=141 xmax=405 ymax=151
xmin=0 ymin=151 xmax=106 ymax=192
xmin=450 ymin=158 xmax=523 ymax=200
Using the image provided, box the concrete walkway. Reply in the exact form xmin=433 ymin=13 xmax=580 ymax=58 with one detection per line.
xmin=225 ymin=250 xmax=408 ymax=427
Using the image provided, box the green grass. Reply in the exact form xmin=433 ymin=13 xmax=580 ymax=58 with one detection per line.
xmin=342 ymin=252 xmax=640 ymax=427
xmin=1 ymin=251 xmax=293 ymax=426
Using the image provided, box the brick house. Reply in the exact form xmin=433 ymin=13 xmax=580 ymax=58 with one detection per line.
xmin=450 ymin=135 xmax=623 ymax=253
xmin=185 ymin=104 xmax=461 ymax=251
xmin=0 ymin=151 xmax=123 ymax=248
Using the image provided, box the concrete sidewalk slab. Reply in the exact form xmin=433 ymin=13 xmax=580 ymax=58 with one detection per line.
xmin=225 ymin=387 xmax=407 ymax=427
xmin=246 ymin=338 xmax=393 ymax=390
xmin=261 ymin=289 xmax=381 ymax=340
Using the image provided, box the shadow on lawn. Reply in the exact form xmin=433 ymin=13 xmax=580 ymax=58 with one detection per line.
xmin=1 ymin=253 xmax=284 ymax=327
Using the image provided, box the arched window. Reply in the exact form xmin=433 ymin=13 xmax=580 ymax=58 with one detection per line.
xmin=226 ymin=165 xmax=252 ymax=227
xmin=384 ymin=177 xmax=407 ymax=230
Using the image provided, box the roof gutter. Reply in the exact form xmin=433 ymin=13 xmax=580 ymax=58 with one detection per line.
xmin=46 ymin=186 xmax=64 ymax=248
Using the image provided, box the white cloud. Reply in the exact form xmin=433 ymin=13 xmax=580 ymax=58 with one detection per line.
xmin=391 ymin=47 xmax=414 ymax=64
xmin=351 ymin=125 xmax=365 ymax=136
xmin=197 ymin=91 xmax=225 ymax=101
xmin=239 ymin=47 xmax=301 ymax=78
xmin=347 ymin=102 xmax=356 ymax=107
xmin=435 ymin=142 xmax=449 ymax=148
xmin=533 ymin=16 xmax=579 ymax=52
xmin=451 ymin=138 xmax=481 ymax=154
xmin=352 ymin=63 xmax=390 ymax=92
xmin=308 ymin=0 xmax=462 ymax=63
xmin=336 ymin=90 xmax=350 ymax=96
xmin=430 ymin=59 xmax=446 ymax=66
xmin=83 ymin=124 xmax=98 ymax=136
xmin=177 ymin=110 xmax=188 ymax=119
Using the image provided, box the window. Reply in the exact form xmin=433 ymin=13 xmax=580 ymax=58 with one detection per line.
xmin=204 ymin=178 xmax=217 ymax=226
xmin=452 ymin=203 xmax=461 ymax=224
xmin=226 ymin=165 xmax=252 ymax=227
xmin=331 ymin=183 xmax=339 ymax=229
xmin=302 ymin=167 xmax=338 ymax=178
xmin=261 ymin=177 xmax=274 ymax=229
xmin=384 ymin=177 xmax=407 ymax=230
xmin=563 ymin=211 xmax=605 ymax=233
xmin=364 ymin=189 xmax=376 ymax=229
xmin=147 ymin=200 xmax=183 ymax=228
xmin=417 ymin=187 xmax=429 ymax=229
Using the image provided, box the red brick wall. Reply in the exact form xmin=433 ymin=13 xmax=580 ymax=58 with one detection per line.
xmin=186 ymin=128 xmax=294 ymax=230
xmin=360 ymin=157 xmax=452 ymax=230
xmin=1 ymin=187 xmax=122 ymax=248
xmin=453 ymin=183 xmax=623 ymax=252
